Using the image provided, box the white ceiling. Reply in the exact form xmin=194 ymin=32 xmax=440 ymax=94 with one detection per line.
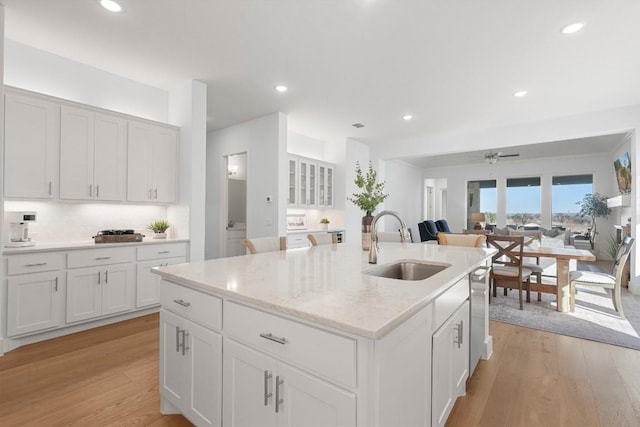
xmin=4 ymin=0 xmax=640 ymax=152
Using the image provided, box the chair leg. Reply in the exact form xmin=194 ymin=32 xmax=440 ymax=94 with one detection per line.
xmin=493 ymin=280 xmax=497 ymax=298
xmin=535 ymin=273 xmax=542 ymax=301
xmin=488 ymin=278 xmax=492 ymax=304
xmin=612 ymin=286 xmax=626 ymax=320
xmin=518 ymin=282 xmax=523 ymax=310
xmin=569 ymin=282 xmax=576 ymax=312
xmin=526 ymin=278 xmax=531 ymax=303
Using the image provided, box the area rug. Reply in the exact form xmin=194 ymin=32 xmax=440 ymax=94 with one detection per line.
xmin=489 ymin=284 xmax=640 ymax=350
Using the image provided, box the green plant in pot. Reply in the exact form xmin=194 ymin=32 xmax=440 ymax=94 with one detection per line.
xmin=576 ymin=193 xmax=611 ymax=250
xmin=147 ymin=220 xmax=170 ymax=239
xmin=347 ymin=161 xmax=389 ymax=250
xmin=320 ymin=217 xmax=330 ymax=230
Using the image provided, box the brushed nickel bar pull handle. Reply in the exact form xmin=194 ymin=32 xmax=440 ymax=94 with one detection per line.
xmin=182 ymin=330 xmax=189 ymax=356
xmin=275 ymin=376 xmax=284 ymax=413
xmin=459 ymin=320 xmax=464 ymax=347
xmin=89 ymin=184 xmax=92 ymax=197
xmin=98 ymin=271 xmax=101 ymax=285
xmin=175 ymin=326 xmax=180 ymax=352
xmin=149 ymin=189 xmax=152 ymax=199
xmin=54 ymin=277 xmax=58 ymax=292
xmin=105 ymin=270 xmax=108 ymax=284
xmin=173 ymin=299 xmax=191 ymax=308
xmin=95 ymin=256 xmax=112 ymax=260
xmin=49 ymin=181 xmax=52 ymax=195
xmin=259 ymin=333 xmax=287 ymax=345
xmin=25 ymin=262 xmax=47 ymax=267
xmin=154 ymin=188 xmax=158 ymax=199
xmin=158 ymin=250 xmax=171 ymax=254
xmin=96 ymin=185 xmax=100 ymax=198
xmin=264 ymin=370 xmax=273 ymax=406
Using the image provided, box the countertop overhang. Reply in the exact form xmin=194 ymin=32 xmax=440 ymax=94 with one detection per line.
xmin=153 ymin=243 xmax=493 ymax=339
xmin=2 ymin=238 xmax=190 ymax=254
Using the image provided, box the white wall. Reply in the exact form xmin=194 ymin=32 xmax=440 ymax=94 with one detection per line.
xmin=5 ymin=40 xmax=168 ymax=123
xmin=422 ymin=153 xmax=615 ymax=257
xmin=382 ymin=160 xmax=423 ymax=241
xmin=206 ymin=113 xmax=287 ymax=259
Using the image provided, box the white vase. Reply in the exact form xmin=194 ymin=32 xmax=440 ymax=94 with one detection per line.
xmin=321 ymin=223 xmax=328 ymax=230
xmin=153 ymin=232 xmax=167 ymax=239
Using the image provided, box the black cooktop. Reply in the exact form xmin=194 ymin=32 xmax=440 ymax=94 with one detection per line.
xmin=98 ymin=229 xmax=135 ymax=235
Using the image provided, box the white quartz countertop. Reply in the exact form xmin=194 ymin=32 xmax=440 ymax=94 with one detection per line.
xmin=2 ymin=238 xmax=190 ymax=255
xmin=153 ymin=242 xmax=493 ymax=339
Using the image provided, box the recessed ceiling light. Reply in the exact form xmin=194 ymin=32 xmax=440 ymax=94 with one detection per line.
xmin=402 ymin=114 xmax=413 ymax=121
xmin=274 ymin=84 xmax=288 ymax=93
xmin=513 ymin=90 xmax=528 ymax=97
xmin=99 ymin=0 xmax=123 ymax=12
xmin=561 ymin=22 xmax=585 ymax=34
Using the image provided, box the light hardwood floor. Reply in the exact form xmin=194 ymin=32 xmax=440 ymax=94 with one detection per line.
xmin=1 ymin=315 xmax=639 ymax=427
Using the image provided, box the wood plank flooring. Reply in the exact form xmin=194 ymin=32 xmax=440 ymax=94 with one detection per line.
xmin=1 ymin=314 xmax=639 ymax=426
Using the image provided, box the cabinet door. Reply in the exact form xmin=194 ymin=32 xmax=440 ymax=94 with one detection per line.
xmin=151 ymin=126 xmax=178 ymax=203
xmin=66 ymin=266 xmax=102 ymax=323
xmin=93 ymin=113 xmax=126 ymax=201
xmin=7 ymin=271 xmax=64 ymax=336
xmin=288 ymin=158 xmax=297 ymax=206
xmin=432 ymin=314 xmax=455 ymax=427
xmin=308 ymin=163 xmax=317 ymax=208
xmin=137 ymin=257 xmax=186 ymax=308
xmin=277 ymin=363 xmax=356 ymax=427
xmin=60 ymin=106 xmax=94 ymax=200
xmin=101 ymin=263 xmax=135 ymax=315
xmin=318 ymin=164 xmax=326 ymax=207
xmin=223 ymin=338 xmax=278 ymax=427
xmin=452 ymin=301 xmax=470 ymax=395
xmin=160 ymin=309 xmax=188 ymax=409
xmin=325 ymin=166 xmax=334 ymax=208
xmin=184 ymin=319 xmax=223 ymax=426
xmin=298 ymin=160 xmax=309 ymax=207
xmin=4 ymin=92 xmax=59 ymax=198
xmin=127 ymin=120 xmax=152 ymax=202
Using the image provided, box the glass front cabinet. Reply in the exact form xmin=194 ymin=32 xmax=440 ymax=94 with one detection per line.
xmin=288 ymin=155 xmax=335 ymax=209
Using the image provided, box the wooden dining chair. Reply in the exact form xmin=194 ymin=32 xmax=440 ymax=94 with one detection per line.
xmin=242 ymin=236 xmax=287 ymax=254
xmin=486 ymin=235 xmax=532 ymax=310
xmin=307 ymin=233 xmax=337 ymax=246
xmin=509 ymin=229 xmax=544 ymax=301
xmin=569 ymin=236 xmax=634 ymax=319
xmin=437 ymin=232 xmax=486 ymax=248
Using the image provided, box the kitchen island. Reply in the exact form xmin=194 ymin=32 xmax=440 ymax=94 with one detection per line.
xmin=153 ymin=242 xmax=494 ymax=427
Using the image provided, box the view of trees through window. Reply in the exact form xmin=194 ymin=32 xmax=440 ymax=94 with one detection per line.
xmin=552 ymin=175 xmax=593 ymax=233
xmin=506 ymin=177 xmax=541 ymax=227
xmin=467 ymin=180 xmax=496 ymax=228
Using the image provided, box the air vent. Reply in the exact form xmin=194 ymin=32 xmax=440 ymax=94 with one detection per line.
xmin=352 ymin=123 xmax=365 ymax=128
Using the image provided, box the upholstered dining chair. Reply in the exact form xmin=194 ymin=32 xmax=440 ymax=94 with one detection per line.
xmin=509 ymin=229 xmax=544 ymax=301
xmin=418 ymin=220 xmax=438 ymax=242
xmin=569 ymin=235 xmax=635 ymax=319
xmin=486 ymin=235 xmax=532 ymax=310
xmin=242 ymin=236 xmax=287 ymax=254
xmin=435 ymin=219 xmax=451 ymax=233
xmin=437 ymin=232 xmax=486 ymax=248
xmin=307 ymin=233 xmax=338 ymax=246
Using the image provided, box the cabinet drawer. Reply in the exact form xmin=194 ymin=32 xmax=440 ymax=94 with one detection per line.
xmin=137 ymin=242 xmax=188 ymax=261
xmin=67 ymin=247 xmax=136 ymax=268
xmin=287 ymin=234 xmax=310 ymax=249
xmin=433 ymin=276 xmax=470 ymax=330
xmin=225 ymin=301 xmax=357 ymax=388
xmin=160 ymin=280 xmax=221 ymax=331
xmin=6 ymin=252 xmax=66 ymax=275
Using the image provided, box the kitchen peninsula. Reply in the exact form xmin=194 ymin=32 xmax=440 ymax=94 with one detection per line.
xmin=153 ymin=242 xmax=494 ymax=427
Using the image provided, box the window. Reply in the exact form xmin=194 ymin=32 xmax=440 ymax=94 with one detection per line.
xmin=506 ymin=177 xmax=541 ymax=228
xmin=552 ymin=174 xmax=593 ymax=233
xmin=467 ymin=180 xmax=496 ymax=229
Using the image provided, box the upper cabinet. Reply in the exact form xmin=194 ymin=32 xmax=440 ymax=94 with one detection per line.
xmin=4 ymin=92 xmax=60 ymax=199
xmin=60 ymin=106 xmax=127 ymax=201
xmin=4 ymin=87 xmax=178 ymax=205
xmin=288 ymin=154 xmax=335 ymax=209
xmin=127 ymin=120 xmax=178 ymax=203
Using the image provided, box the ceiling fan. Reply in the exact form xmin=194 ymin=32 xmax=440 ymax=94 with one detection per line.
xmin=484 ymin=150 xmax=520 ymax=164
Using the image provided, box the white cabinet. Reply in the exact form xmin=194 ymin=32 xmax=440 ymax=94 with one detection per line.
xmin=136 ymin=243 xmax=188 ymax=308
xmin=287 ymin=157 xmax=297 ymax=207
xmin=60 ymin=106 xmax=126 ymax=201
xmin=128 ymin=120 xmax=178 ymax=203
xmin=4 ymin=90 xmax=60 ymax=199
xmin=298 ymin=159 xmax=317 ymax=207
xmin=318 ymin=163 xmax=334 ymax=208
xmin=432 ymin=300 xmax=469 ymax=427
xmin=223 ymin=338 xmax=356 ymax=427
xmin=160 ymin=309 xmax=222 ymax=427
xmin=66 ymin=263 xmax=135 ymax=323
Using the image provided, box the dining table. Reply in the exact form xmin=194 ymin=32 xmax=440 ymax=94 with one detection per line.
xmin=520 ymin=245 xmax=596 ymax=312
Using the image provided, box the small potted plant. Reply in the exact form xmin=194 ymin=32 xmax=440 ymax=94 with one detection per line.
xmin=147 ymin=220 xmax=170 ymax=239
xmin=320 ymin=218 xmax=330 ymax=230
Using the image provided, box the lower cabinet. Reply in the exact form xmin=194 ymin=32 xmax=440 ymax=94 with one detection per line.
xmin=223 ymin=338 xmax=356 ymax=427
xmin=6 ymin=271 xmax=65 ymax=336
xmin=160 ymin=309 xmax=222 ymax=427
xmin=137 ymin=257 xmax=185 ymax=307
xmin=432 ymin=300 xmax=470 ymax=427
xmin=66 ymin=264 xmax=135 ymax=323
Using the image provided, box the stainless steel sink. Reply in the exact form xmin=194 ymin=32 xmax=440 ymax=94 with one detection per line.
xmin=363 ymin=260 xmax=449 ymax=281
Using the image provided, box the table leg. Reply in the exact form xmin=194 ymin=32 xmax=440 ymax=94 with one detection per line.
xmin=556 ymin=259 xmax=570 ymax=312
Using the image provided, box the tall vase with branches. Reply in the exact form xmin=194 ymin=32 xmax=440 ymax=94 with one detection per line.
xmin=577 ymin=193 xmax=611 ymax=250
xmin=347 ymin=161 xmax=389 ymax=249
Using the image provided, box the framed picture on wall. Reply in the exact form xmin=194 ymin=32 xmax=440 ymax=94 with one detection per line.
xmin=287 ymin=214 xmax=307 ymax=230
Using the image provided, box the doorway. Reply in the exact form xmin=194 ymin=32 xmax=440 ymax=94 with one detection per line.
xmin=225 ymin=153 xmax=247 ymax=257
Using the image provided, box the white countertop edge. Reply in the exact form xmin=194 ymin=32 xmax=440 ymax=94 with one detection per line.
xmin=3 ymin=238 xmax=190 ymax=254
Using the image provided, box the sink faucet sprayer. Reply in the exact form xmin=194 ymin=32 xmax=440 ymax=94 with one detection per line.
xmin=369 ymin=210 xmax=409 ymax=264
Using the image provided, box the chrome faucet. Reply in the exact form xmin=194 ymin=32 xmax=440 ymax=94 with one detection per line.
xmin=369 ymin=210 xmax=409 ymax=264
